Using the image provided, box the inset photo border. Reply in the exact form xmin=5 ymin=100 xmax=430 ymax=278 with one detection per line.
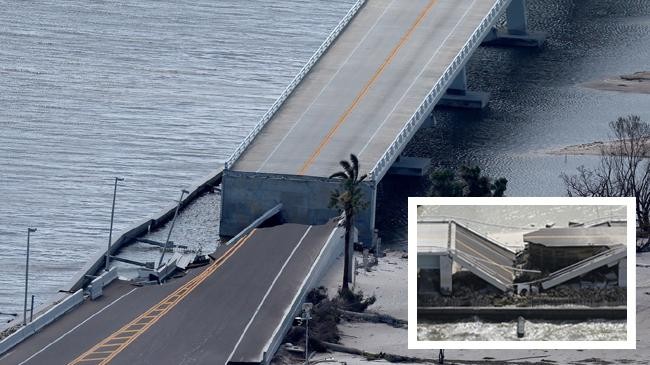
xmin=407 ymin=197 xmax=636 ymax=350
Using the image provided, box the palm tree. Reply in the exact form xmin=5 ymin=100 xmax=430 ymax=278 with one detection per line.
xmin=329 ymin=154 xmax=368 ymax=292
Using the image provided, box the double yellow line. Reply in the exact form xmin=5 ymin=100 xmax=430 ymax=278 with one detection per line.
xmin=67 ymin=231 xmax=256 ymax=365
xmin=297 ymin=0 xmax=438 ymax=175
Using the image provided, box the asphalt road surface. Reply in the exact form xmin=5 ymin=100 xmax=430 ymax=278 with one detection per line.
xmin=454 ymin=224 xmax=515 ymax=286
xmin=1 ymin=222 xmax=336 ymax=365
xmin=232 ymin=0 xmax=499 ymax=177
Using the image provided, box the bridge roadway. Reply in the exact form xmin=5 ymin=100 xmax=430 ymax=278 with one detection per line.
xmin=1 ymin=222 xmax=337 ymax=365
xmin=232 ymin=0 xmax=498 ymax=178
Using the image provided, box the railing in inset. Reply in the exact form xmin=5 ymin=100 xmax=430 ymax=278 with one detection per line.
xmin=224 ymin=0 xmax=367 ymax=169
xmin=368 ymin=0 xmax=510 ymax=182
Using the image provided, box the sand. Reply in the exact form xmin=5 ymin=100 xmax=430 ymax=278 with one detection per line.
xmin=582 ymin=71 xmax=650 ymax=95
xmin=310 ymin=250 xmax=650 ymax=365
xmin=547 ymin=139 xmax=650 ymax=157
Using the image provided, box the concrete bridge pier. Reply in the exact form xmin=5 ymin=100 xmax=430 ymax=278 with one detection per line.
xmin=437 ymin=67 xmax=489 ymax=109
xmin=618 ymin=258 xmax=627 ymax=287
xmin=483 ymin=0 xmax=547 ymax=48
xmin=388 ymin=155 xmax=431 ymax=177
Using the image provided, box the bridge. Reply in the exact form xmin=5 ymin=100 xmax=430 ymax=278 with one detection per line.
xmin=1 ymin=220 xmax=343 ymax=365
xmin=417 ymin=220 xmax=516 ymax=293
xmin=1 ymin=1 xmax=549 ymax=364
xmin=220 ymin=0 xmax=545 ymax=244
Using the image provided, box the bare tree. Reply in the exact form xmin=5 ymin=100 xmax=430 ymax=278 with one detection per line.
xmin=561 ymin=115 xmax=650 ymax=250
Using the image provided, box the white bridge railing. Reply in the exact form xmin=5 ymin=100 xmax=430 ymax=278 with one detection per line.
xmin=225 ymin=0 xmax=367 ymax=169
xmin=368 ymin=0 xmax=510 ymax=182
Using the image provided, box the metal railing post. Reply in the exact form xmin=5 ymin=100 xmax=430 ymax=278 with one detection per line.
xmin=158 ymin=189 xmax=189 ymax=269
xmin=106 ymin=177 xmax=124 ymax=271
xmin=30 ymin=295 xmax=35 ymax=322
xmin=24 ymin=227 xmax=36 ymax=326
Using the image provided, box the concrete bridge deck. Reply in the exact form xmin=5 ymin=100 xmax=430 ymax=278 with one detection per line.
xmin=231 ymin=0 xmax=499 ymax=179
xmin=221 ymin=0 xmax=515 ymax=241
xmin=1 ymin=222 xmax=338 ymax=365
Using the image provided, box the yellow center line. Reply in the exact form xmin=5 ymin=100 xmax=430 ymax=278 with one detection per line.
xmin=67 ymin=231 xmax=256 ymax=365
xmin=297 ymin=0 xmax=438 ymax=175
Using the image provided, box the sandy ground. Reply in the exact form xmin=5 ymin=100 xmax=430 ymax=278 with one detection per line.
xmin=546 ymin=140 xmax=650 ymax=157
xmin=310 ymin=250 xmax=650 ymax=365
xmin=547 ymin=141 xmax=611 ymax=156
xmin=582 ymin=71 xmax=650 ymax=95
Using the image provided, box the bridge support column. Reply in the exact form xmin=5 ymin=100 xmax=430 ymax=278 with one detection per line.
xmin=420 ymin=113 xmax=436 ymax=129
xmin=387 ymin=155 xmax=431 ymax=177
xmin=483 ymin=0 xmax=547 ymax=48
xmin=437 ymin=68 xmax=489 ymax=109
xmin=440 ymin=255 xmax=453 ymax=295
xmin=618 ymin=258 xmax=627 ymax=287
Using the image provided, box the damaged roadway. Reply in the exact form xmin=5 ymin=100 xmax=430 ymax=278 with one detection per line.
xmin=1 ymin=221 xmax=337 ymax=365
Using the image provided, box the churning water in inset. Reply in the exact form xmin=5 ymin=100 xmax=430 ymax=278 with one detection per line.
xmin=417 ymin=318 xmax=627 ymax=341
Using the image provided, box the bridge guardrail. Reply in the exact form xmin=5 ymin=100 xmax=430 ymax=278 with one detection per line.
xmin=224 ymin=0 xmax=367 ymax=169
xmin=369 ymin=0 xmax=509 ymax=182
xmin=261 ymin=223 xmax=344 ymax=364
xmin=0 ymin=290 xmax=83 ymax=357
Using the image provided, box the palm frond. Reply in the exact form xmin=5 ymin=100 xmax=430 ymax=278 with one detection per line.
xmin=339 ymin=160 xmax=353 ymax=179
xmin=329 ymin=171 xmax=348 ymax=180
xmin=350 ymin=154 xmax=360 ymax=181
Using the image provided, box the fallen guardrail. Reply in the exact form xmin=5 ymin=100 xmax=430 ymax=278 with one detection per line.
xmin=66 ymin=166 xmax=224 ymax=293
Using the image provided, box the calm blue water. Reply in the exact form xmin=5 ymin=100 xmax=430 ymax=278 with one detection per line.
xmin=1 ymin=0 xmax=649 ymax=322
xmin=0 ymin=0 xmax=355 ymax=321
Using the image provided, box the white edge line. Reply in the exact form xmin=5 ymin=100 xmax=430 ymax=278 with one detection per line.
xmin=16 ymin=288 xmax=138 ymax=365
xmin=358 ymin=0 xmax=477 ymax=157
xmin=225 ymin=225 xmax=314 ymax=364
xmin=256 ymin=0 xmax=397 ymax=172
xmin=259 ymin=224 xmax=340 ymax=360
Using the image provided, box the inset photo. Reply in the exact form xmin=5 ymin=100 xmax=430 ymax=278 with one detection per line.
xmin=407 ymin=197 xmax=636 ymax=350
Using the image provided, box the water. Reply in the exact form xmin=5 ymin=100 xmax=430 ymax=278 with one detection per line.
xmin=377 ymin=0 xmax=650 ymax=245
xmin=418 ymin=319 xmax=627 ymax=341
xmin=0 ymin=0 xmax=648 ymax=323
xmin=0 ymin=0 xmax=356 ymax=322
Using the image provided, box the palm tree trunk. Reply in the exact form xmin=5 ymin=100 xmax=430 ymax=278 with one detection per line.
xmin=342 ymin=211 xmax=352 ymax=291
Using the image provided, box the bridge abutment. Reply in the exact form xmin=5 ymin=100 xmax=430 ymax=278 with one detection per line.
xmin=437 ymin=67 xmax=489 ymax=109
xmin=220 ymin=170 xmax=376 ymax=246
xmin=482 ymin=0 xmax=547 ymax=48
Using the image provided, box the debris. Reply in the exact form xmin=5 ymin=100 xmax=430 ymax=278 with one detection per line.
xmin=339 ymin=309 xmax=406 ymax=328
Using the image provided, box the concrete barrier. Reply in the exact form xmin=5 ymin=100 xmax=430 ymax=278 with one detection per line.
xmin=66 ymin=167 xmax=224 ymax=292
xmin=220 ymin=170 xmax=376 ymax=247
xmin=88 ymin=267 xmax=118 ymax=300
xmin=261 ymin=222 xmax=344 ymax=364
xmin=0 ymin=290 xmax=84 ymax=356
